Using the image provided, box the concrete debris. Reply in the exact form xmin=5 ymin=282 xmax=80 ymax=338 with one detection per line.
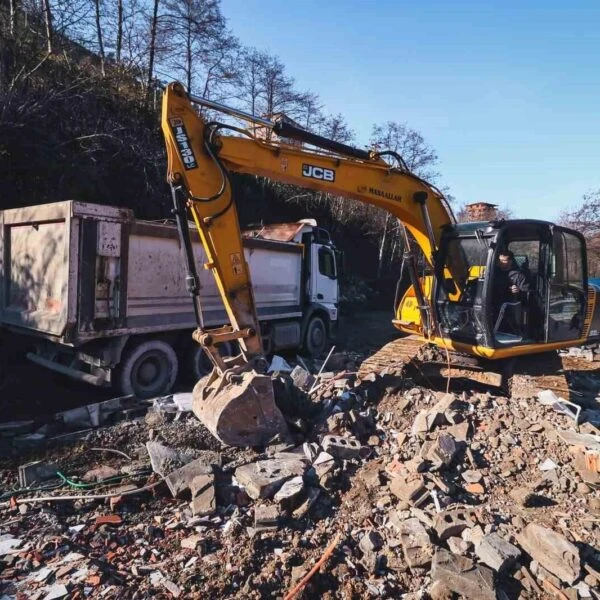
xmin=189 ymin=474 xmax=216 ymax=516
xmin=234 ymin=457 xmax=306 ymax=499
xmin=253 ymin=504 xmax=279 ymax=532
xmin=398 ymin=517 xmax=433 ymax=570
xmin=290 ymin=365 xmax=316 ymax=391
xmin=476 ymin=532 xmax=521 ymax=573
xmin=2 ymin=343 xmax=600 ymax=598
xmin=268 ymin=355 xmax=293 ymax=373
xmin=518 ymin=523 xmax=581 ymax=585
xmin=389 ymin=474 xmax=428 ymax=506
xmin=433 ymin=508 xmax=478 ymax=541
xmin=164 ymin=457 xmax=213 ymax=498
xmin=539 ymin=457 xmax=558 ymax=471
xmin=426 ymin=432 xmax=457 ymax=467
xmin=321 ymin=434 xmax=362 ymax=459
xmin=0 ymin=535 xmax=23 ymax=556
xmin=273 ymin=475 xmax=304 ymax=507
xmin=431 ymin=548 xmax=496 ymax=600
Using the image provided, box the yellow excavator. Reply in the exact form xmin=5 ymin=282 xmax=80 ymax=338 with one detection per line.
xmin=161 ymin=81 xmax=600 ymax=447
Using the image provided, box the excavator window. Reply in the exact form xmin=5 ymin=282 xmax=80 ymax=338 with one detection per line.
xmin=436 ymin=235 xmax=491 ymax=343
xmin=545 ymin=229 xmax=586 ymax=342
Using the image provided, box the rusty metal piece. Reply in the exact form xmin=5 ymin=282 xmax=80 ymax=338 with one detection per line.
xmin=192 ymin=368 xmax=290 ymax=447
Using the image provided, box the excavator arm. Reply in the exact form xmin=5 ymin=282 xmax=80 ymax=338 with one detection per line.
xmin=160 ymin=81 xmax=455 ymax=446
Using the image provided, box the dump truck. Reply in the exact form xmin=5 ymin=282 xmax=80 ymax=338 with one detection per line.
xmin=0 ymin=200 xmax=341 ymax=397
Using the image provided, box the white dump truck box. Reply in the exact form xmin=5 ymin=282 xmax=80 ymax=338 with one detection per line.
xmin=0 ymin=201 xmax=303 ymax=345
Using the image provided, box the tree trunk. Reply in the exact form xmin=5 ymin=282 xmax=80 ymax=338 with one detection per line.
xmin=116 ymin=0 xmax=123 ymax=62
xmin=146 ymin=0 xmax=159 ymax=100
xmin=9 ymin=0 xmax=18 ymax=36
xmin=94 ymin=0 xmax=106 ymax=76
xmin=41 ymin=0 xmax=53 ymax=54
xmin=185 ymin=21 xmax=192 ymax=92
xmin=377 ymin=213 xmax=391 ymax=279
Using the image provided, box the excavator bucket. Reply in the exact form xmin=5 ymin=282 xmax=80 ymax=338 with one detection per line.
xmin=192 ymin=368 xmax=290 ymax=447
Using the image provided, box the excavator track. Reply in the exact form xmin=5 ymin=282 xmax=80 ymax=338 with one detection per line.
xmin=358 ymin=335 xmax=507 ymax=389
xmin=359 ymin=335 xmax=600 ymax=400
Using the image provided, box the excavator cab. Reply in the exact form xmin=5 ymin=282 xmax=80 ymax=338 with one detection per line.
xmin=433 ymin=220 xmax=588 ymax=352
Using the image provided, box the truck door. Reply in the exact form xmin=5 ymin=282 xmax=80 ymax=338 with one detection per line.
xmin=544 ymin=227 xmax=587 ymax=342
xmin=311 ymin=244 xmax=338 ymax=307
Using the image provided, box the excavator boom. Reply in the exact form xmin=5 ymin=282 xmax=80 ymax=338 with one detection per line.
xmin=161 ymin=82 xmax=455 ymax=446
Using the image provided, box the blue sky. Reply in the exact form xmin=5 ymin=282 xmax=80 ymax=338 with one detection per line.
xmin=221 ymin=0 xmax=600 ymax=220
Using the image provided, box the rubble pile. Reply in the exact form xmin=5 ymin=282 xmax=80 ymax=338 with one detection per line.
xmin=0 ymin=353 xmax=599 ymax=599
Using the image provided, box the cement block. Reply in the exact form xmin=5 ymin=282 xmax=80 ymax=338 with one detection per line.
xmin=433 ymin=508 xmax=478 ymax=541
xmin=321 ymin=435 xmax=362 ymax=459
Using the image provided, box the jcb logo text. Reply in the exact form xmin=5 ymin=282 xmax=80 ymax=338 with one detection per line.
xmin=302 ymin=164 xmax=335 ymax=182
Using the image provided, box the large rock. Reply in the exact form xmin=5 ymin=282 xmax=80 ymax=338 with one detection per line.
xmin=398 ymin=517 xmax=434 ymax=570
xmin=517 ymin=523 xmax=580 ymax=585
xmin=431 ymin=549 xmax=496 ymax=600
xmin=476 ymin=533 xmax=521 ymax=573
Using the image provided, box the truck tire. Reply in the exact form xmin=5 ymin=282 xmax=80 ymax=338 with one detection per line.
xmin=304 ymin=315 xmax=328 ymax=358
xmin=118 ymin=340 xmax=178 ymax=399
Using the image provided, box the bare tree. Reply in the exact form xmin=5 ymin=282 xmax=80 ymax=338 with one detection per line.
xmin=115 ymin=0 xmax=123 ymax=62
xmin=146 ymin=0 xmax=159 ymax=96
xmin=560 ymin=189 xmax=600 ymax=277
xmin=93 ymin=0 xmax=106 ymax=75
xmin=159 ymin=0 xmax=229 ymax=95
xmin=9 ymin=0 xmax=18 ymax=36
xmin=369 ymin=121 xmax=441 ymax=277
xmin=42 ymin=0 xmax=53 ymax=53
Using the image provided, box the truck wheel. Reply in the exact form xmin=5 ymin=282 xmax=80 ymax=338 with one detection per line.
xmin=118 ymin=340 xmax=178 ymax=399
xmin=304 ymin=316 xmax=328 ymax=358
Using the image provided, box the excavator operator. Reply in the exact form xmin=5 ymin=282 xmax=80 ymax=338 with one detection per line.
xmin=493 ymin=250 xmax=530 ymax=334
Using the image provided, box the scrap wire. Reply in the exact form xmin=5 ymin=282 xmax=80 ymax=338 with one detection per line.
xmin=16 ymin=478 xmax=163 ymax=504
xmin=283 ymin=532 xmax=341 ymax=600
xmin=88 ymin=447 xmax=133 ymax=461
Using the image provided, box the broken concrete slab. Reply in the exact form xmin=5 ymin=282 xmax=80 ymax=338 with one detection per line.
xmin=254 ymin=504 xmax=279 ymax=532
xmin=290 ymin=365 xmax=315 ymax=390
xmin=431 ymin=549 xmax=496 ymax=600
xmin=518 ymin=523 xmax=580 ymax=585
xmin=235 ymin=457 xmax=306 ymax=500
xmin=446 ymin=421 xmax=470 ymax=442
xmin=398 ymin=517 xmax=434 ymax=570
xmin=321 ymin=434 xmax=362 ymax=459
xmin=389 ymin=474 xmax=428 ymax=506
xmin=476 ymin=532 xmax=521 ymax=573
xmin=273 ymin=476 xmax=304 ymax=508
xmin=312 ymin=452 xmax=335 ymax=479
xmin=189 ymin=474 xmax=215 ymax=516
xmin=0 ymin=535 xmax=23 ymax=556
xmin=164 ymin=458 xmax=213 ymax=498
xmin=181 ymin=534 xmax=203 ymax=550
xmin=557 ymin=429 xmax=600 ymax=451
xmin=172 ymin=393 xmax=193 ymax=412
